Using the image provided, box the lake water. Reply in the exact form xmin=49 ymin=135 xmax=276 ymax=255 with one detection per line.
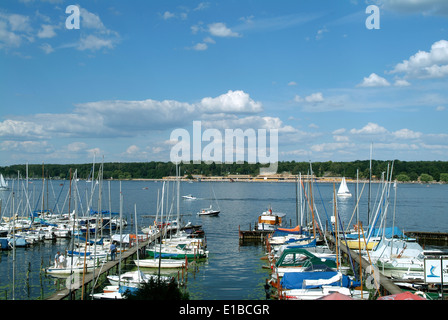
xmin=0 ymin=179 xmax=447 ymax=300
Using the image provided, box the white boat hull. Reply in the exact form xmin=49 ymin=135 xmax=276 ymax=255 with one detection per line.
xmin=134 ymin=259 xmax=185 ymax=268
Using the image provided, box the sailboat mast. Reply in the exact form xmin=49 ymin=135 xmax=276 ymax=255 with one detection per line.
xmin=158 ymin=181 xmax=166 ymax=279
xmin=333 ymin=182 xmax=339 ymax=270
xmin=368 ymin=143 xmax=372 ymax=226
xmin=308 ymin=162 xmax=316 ymax=239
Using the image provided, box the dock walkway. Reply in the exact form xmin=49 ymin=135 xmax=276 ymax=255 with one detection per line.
xmin=45 ymin=231 xmax=162 ymax=300
xmin=325 ymin=232 xmax=402 ymax=296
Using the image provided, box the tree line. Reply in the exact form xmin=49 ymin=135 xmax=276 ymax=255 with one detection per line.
xmin=1 ymin=160 xmax=448 ymax=182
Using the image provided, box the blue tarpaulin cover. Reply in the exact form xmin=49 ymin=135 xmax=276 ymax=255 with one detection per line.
xmin=280 ymin=271 xmax=360 ymax=289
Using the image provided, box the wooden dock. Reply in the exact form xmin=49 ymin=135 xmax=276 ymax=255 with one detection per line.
xmin=405 ymin=231 xmax=448 ymax=246
xmin=325 ymin=232 xmax=402 ymax=296
xmin=238 ymin=225 xmax=273 ymax=243
xmin=45 ymin=231 xmax=163 ymax=300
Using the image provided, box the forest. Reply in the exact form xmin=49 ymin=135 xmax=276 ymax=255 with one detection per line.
xmin=1 ymin=160 xmax=448 ymax=182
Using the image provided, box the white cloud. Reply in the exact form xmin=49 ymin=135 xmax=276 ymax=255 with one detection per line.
xmin=436 ymin=105 xmax=446 ymax=111
xmin=208 ymin=22 xmax=240 ymax=37
xmin=0 ymin=13 xmax=32 ymax=48
xmin=305 ymin=92 xmax=324 ymax=103
xmin=358 ymin=73 xmax=391 ymax=87
xmin=162 ymin=11 xmax=175 ymax=20
xmin=311 ymin=142 xmax=355 ymax=153
xmin=294 ymin=95 xmax=303 ymax=102
xmin=40 ymin=43 xmax=54 ymax=54
xmin=194 ymin=2 xmax=210 ymax=11
xmin=0 ymin=119 xmax=46 ymax=138
xmin=37 ymin=24 xmax=57 ymax=38
xmin=389 ymin=40 xmax=448 ymax=79
xmin=3 ymin=90 xmax=263 ymax=140
xmin=126 ymin=145 xmax=140 ymax=154
xmin=77 ymin=34 xmax=114 ymax=51
xmin=350 ymin=122 xmax=388 ymax=135
xmin=199 ymin=90 xmax=263 ymax=113
xmin=392 ymin=128 xmax=422 ymax=139
xmin=193 ymin=42 xmax=208 ymax=51
xmin=393 ymin=79 xmax=411 ymax=87
xmin=67 ymin=142 xmax=87 ymax=152
xmin=0 ymin=140 xmax=50 ymax=153
xmin=80 ymin=8 xmax=107 ymax=31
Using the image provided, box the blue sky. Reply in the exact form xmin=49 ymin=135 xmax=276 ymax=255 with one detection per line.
xmin=1 ymin=0 xmax=448 ymax=166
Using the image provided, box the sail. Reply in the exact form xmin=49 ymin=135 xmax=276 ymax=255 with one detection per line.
xmin=337 ymin=177 xmax=351 ymax=196
xmin=0 ymin=174 xmax=8 ymax=189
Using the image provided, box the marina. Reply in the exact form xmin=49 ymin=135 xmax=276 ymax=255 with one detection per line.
xmin=0 ymin=171 xmax=447 ymax=301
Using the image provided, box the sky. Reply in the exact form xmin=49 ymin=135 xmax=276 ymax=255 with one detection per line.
xmin=1 ymin=0 xmax=448 ymax=166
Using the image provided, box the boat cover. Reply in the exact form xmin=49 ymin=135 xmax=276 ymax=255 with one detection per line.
xmin=345 ymin=227 xmax=406 ymax=240
xmin=280 ymin=271 xmax=359 ymax=289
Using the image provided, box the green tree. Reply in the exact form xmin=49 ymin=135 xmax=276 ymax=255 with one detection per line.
xmin=396 ymin=174 xmax=410 ymax=182
xmin=439 ymin=173 xmax=448 ymax=183
xmin=123 ymin=278 xmax=189 ymax=300
xmin=419 ymin=173 xmax=434 ymax=183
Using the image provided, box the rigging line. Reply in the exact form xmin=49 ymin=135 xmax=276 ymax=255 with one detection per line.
xmin=313 ymin=178 xmax=334 ymax=234
xmin=336 ymin=204 xmax=358 ymax=281
xmin=359 ymin=224 xmax=382 ymax=298
xmin=344 ymin=181 xmax=367 ymax=233
xmin=299 ymin=179 xmax=320 ymax=236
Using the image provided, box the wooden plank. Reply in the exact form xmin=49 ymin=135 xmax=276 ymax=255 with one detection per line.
xmin=45 ymin=231 xmax=162 ymax=300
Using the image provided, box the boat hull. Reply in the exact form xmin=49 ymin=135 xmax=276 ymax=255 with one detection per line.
xmin=134 ymin=259 xmax=185 ymax=268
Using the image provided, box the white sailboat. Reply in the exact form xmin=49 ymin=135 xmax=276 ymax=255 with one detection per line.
xmin=197 ymin=205 xmax=220 ymax=216
xmin=0 ymin=174 xmax=9 ymax=191
xmin=337 ymin=177 xmax=352 ymax=197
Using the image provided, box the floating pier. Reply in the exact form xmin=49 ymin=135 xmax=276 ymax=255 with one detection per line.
xmin=405 ymin=231 xmax=448 ymax=247
xmin=238 ymin=225 xmax=273 ymax=243
xmin=45 ymin=230 xmax=163 ymax=300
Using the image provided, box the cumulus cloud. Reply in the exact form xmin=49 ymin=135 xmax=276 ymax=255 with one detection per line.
xmin=350 ymin=122 xmax=388 ymax=135
xmin=305 ymin=92 xmax=324 ymax=103
xmin=294 ymin=92 xmax=324 ymax=103
xmin=208 ymin=22 xmax=240 ymax=37
xmin=0 ymin=119 xmax=46 ymax=138
xmin=357 ymin=73 xmax=391 ymax=87
xmin=0 ymin=13 xmax=33 ymax=48
xmin=2 ymin=90 xmax=265 ymax=140
xmin=199 ymin=90 xmax=263 ymax=113
xmin=389 ymin=40 xmax=448 ymax=79
xmin=37 ymin=24 xmax=57 ymax=38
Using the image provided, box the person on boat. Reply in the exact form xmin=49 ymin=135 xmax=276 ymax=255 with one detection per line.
xmin=110 ymin=242 xmax=117 ymax=261
xmin=54 ymin=251 xmax=60 ymax=267
xmin=58 ymin=253 xmax=66 ymax=268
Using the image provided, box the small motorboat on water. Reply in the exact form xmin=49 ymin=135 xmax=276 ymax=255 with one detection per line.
xmin=197 ymin=205 xmax=219 ymax=216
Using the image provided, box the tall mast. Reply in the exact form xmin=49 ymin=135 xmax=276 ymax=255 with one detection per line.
xmin=368 ymin=143 xmax=372 ymax=226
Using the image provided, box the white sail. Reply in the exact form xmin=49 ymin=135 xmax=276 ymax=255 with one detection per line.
xmin=0 ymin=174 xmax=8 ymax=190
xmin=337 ymin=177 xmax=351 ymax=197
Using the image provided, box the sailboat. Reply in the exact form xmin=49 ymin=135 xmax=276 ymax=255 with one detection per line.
xmin=337 ymin=177 xmax=352 ymax=197
xmin=0 ymin=174 xmax=9 ymax=191
xmin=197 ymin=184 xmax=220 ymax=216
xmin=197 ymin=205 xmax=220 ymax=216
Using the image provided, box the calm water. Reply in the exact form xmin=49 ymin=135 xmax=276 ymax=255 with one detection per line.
xmin=0 ymin=179 xmax=447 ymax=300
